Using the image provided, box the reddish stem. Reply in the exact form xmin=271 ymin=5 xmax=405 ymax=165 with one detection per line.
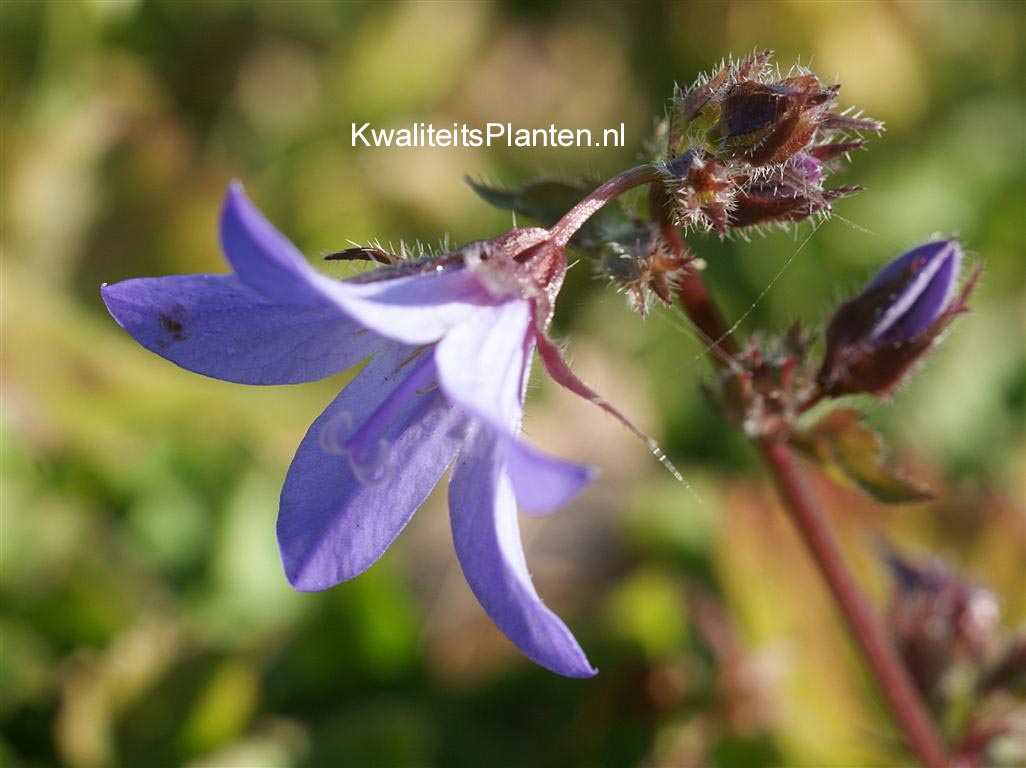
xmin=649 ymin=186 xmax=948 ymax=768
xmin=759 ymin=440 xmax=948 ymax=768
xmin=549 ymin=164 xmax=661 ymax=247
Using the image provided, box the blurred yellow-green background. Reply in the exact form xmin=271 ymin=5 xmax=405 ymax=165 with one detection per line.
xmin=2 ymin=2 xmax=1024 ymax=766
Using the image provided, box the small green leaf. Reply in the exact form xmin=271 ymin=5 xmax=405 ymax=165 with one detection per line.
xmin=466 ymin=177 xmax=637 ymax=250
xmin=790 ymin=408 xmax=933 ymax=503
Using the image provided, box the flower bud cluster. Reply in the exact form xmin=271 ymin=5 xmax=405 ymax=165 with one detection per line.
xmin=660 ymin=51 xmax=882 ymax=234
xmin=704 ymin=324 xmax=816 ymax=439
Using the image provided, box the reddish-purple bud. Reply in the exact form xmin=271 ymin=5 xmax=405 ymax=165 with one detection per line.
xmin=671 ymin=51 xmax=881 ymax=170
xmin=712 ymin=75 xmax=838 ymax=166
xmin=665 ymin=52 xmax=881 ymax=234
xmin=728 ymin=156 xmax=860 ymax=230
xmin=818 ymin=240 xmax=979 ymax=398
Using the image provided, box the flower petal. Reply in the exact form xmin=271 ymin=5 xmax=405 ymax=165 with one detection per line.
xmin=278 ymin=343 xmax=466 ymax=591
xmin=101 ymin=274 xmax=382 ymax=385
xmin=221 ymin=183 xmax=503 ymax=345
xmin=866 ymin=240 xmax=952 ymax=293
xmin=504 ymin=438 xmax=596 ymax=516
xmin=435 ymin=299 xmax=598 ymax=513
xmin=448 ymin=423 xmax=596 ymax=678
xmin=434 ymin=299 xmax=532 ymax=433
xmin=220 ymin=182 xmax=326 ymax=305
xmin=872 ymin=241 xmax=962 ymax=343
xmin=319 ymin=268 xmax=501 ymax=346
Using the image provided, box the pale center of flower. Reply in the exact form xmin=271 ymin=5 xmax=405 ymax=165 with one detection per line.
xmin=319 ymin=350 xmax=438 ymax=486
xmin=462 ymin=241 xmax=545 ymax=303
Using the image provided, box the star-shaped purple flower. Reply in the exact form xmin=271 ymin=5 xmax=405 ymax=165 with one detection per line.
xmin=102 ymin=183 xmax=649 ymax=678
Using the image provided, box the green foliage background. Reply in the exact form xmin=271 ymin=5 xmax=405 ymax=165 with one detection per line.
xmin=2 ymin=2 xmax=1024 ymax=766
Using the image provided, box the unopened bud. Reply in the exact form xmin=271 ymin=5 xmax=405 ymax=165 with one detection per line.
xmin=728 ymin=154 xmax=861 ymax=230
xmin=818 ymin=240 xmax=979 ymax=398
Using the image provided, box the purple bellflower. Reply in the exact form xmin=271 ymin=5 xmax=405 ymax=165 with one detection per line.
xmin=102 ymin=183 xmax=653 ymax=678
xmin=818 ymin=240 xmax=978 ymax=398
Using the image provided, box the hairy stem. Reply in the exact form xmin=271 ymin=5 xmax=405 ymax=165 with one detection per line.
xmin=650 ymin=187 xmax=948 ymax=768
xmin=549 ymin=164 xmax=661 ymax=247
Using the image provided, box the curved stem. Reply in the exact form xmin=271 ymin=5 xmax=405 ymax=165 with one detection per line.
xmin=650 ymin=187 xmax=948 ymax=768
xmin=549 ymin=164 xmax=661 ymax=247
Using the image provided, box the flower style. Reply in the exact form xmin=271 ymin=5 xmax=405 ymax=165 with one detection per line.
xmin=817 ymin=240 xmax=979 ymax=398
xmin=101 ymin=183 xmax=649 ymax=678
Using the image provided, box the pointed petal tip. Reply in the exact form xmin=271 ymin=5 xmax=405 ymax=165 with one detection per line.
xmin=514 ymin=619 xmax=597 ymax=678
xmin=100 ymin=280 xmax=129 ymax=326
xmin=217 ymin=176 xmax=326 ymax=304
xmin=569 ymin=663 xmax=599 ymax=679
xmin=276 ymin=520 xmax=346 ymax=593
xmin=918 ymin=237 xmax=961 ymax=260
xmin=506 ymin=438 xmax=598 ymax=516
xmin=545 ymin=653 xmax=598 ymax=679
xmin=281 ymin=564 xmax=331 ymax=593
xmin=224 ymin=179 xmax=247 ymax=206
xmin=280 ymin=556 xmax=345 ymax=593
xmin=221 ymin=180 xmax=252 ymax=223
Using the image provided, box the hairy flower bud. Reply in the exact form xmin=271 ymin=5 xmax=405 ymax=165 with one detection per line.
xmin=670 ymin=50 xmax=882 ymax=168
xmin=664 ymin=50 xmax=882 ymax=233
xmin=709 ymin=75 xmax=838 ymax=166
xmin=727 ymin=154 xmax=861 ymax=230
xmin=818 ymin=240 xmax=979 ymax=398
xmin=662 ymin=51 xmax=881 ymax=234
xmin=596 ymin=225 xmax=690 ymax=316
xmin=662 ymin=149 xmax=737 ymax=233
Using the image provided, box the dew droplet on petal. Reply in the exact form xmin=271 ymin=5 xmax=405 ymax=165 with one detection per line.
xmin=319 ymin=410 xmax=354 ymax=455
xmin=348 ymin=437 xmax=394 ymax=487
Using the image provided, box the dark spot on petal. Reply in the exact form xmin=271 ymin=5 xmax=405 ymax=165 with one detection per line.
xmin=159 ymin=314 xmax=188 ymax=342
xmin=160 ymin=315 xmax=184 ymax=333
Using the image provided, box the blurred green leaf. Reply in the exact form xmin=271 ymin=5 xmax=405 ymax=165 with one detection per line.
xmin=179 ymin=659 xmax=259 ymax=757
xmin=604 ymin=566 xmax=689 ymax=659
xmin=791 ymin=408 xmax=933 ymax=503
